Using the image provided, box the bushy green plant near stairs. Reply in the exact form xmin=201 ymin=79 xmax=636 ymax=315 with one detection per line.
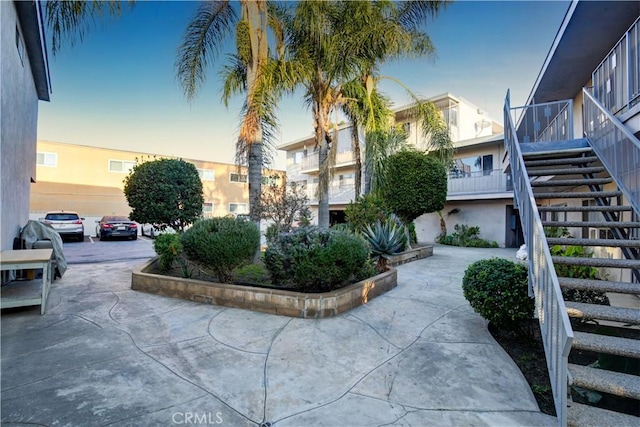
xmin=550 ymin=244 xmax=609 ymax=306
xmin=462 ymin=257 xmax=533 ymax=334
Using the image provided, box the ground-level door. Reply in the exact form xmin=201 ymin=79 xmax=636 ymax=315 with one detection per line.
xmin=329 ymin=210 xmax=346 ymax=227
xmin=505 ymin=205 xmax=524 ymax=248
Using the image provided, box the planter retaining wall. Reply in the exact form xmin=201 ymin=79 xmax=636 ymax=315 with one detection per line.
xmin=131 ymin=258 xmax=397 ymax=319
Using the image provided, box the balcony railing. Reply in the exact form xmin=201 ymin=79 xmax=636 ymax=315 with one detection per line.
xmin=447 ymin=169 xmax=510 ymax=196
xmin=505 ymin=90 xmax=573 ymax=426
xmin=592 ymin=17 xmax=640 ymax=116
xmin=306 ymin=181 xmax=357 ymax=205
xmin=511 ymin=99 xmax=574 ymax=144
xmin=583 ymin=88 xmax=640 ymax=214
xmin=300 ymin=150 xmax=356 ymax=171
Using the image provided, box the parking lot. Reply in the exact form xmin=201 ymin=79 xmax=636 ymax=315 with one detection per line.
xmin=62 ymin=235 xmax=156 ymax=264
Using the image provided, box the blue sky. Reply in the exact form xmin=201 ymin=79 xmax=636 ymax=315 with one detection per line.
xmin=37 ymin=0 xmax=570 ymax=170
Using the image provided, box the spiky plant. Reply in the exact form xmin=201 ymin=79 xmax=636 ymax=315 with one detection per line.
xmin=362 ymin=220 xmax=406 ymax=272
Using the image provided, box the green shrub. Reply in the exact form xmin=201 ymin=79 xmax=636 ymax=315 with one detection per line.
xmin=153 ymin=233 xmax=183 ymax=271
xmin=550 ymin=244 xmax=609 ymax=305
xmin=407 ymin=221 xmax=418 ymax=245
xmin=264 ymin=226 xmax=370 ymax=292
xmin=181 ymin=217 xmax=260 ymax=283
xmin=233 ymin=263 xmax=270 ymax=286
xmin=345 ymin=194 xmax=390 ymax=234
xmin=438 ymin=224 xmax=498 ymax=248
xmin=462 ymin=257 xmax=533 ymax=332
xmin=362 ymin=220 xmax=407 ymax=272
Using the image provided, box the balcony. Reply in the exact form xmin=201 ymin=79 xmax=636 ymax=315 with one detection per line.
xmin=300 ymin=150 xmax=357 ymax=173
xmin=306 ymin=181 xmax=357 ymax=205
xmin=592 ymin=17 xmax=639 ymax=117
xmin=447 ymin=169 xmax=512 ymax=199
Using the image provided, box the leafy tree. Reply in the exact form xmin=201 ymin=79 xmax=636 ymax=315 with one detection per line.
xmin=382 ymin=150 xmax=447 ymax=224
xmin=123 ymin=158 xmax=204 ymax=232
xmin=257 ymin=178 xmax=311 ymax=231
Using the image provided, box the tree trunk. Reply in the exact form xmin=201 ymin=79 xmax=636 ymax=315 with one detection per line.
xmin=317 ymin=135 xmax=330 ymax=228
xmin=351 ymin=123 xmax=362 ymax=199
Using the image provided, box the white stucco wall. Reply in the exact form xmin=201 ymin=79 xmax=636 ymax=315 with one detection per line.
xmin=414 ymin=199 xmax=511 ymax=247
xmin=1 ymin=2 xmax=40 ymax=250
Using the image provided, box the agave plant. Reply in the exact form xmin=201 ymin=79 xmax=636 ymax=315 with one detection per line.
xmin=362 ymin=220 xmax=407 ymax=272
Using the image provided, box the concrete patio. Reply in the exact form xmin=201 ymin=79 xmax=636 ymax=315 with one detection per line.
xmin=1 ymin=245 xmax=557 ymax=426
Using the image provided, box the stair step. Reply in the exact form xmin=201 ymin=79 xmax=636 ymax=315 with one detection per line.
xmin=539 ymin=205 xmax=633 ymax=212
xmin=568 ymin=401 xmax=640 ymax=427
xmin=525 ymin=156 xmax=599 ymax=167
xmin=528 ymin=166 xmax=606 ymax=176
xmin=559 ymin=278 xmax=640 ymax=295
xmin=535 ymin=190 xmax=623 ymax=199
xmin=552 ymin=256 xmax=640 ymax=269
xmin=521 ymin=144 xmax=593 ymax=157
xmin=547 ymin=238 xmax=640 ymax=248
xmin=531 ymin=178 xmax=613 ymax=187
xmin=543 ymin=220 xmax=639 ymax=228
xmin=568 ymin=363 xmax=640 ymax=400
xmin=572 ymin=331 xmax=640 ymax=358
xmin=566 ymin=302 xmax=640 ymax=324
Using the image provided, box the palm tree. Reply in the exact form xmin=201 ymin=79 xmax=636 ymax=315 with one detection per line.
xmin=279 ymin=1 xmax=450 ymax=227
xmin=177 ymin=1 xmax=283 ymax=254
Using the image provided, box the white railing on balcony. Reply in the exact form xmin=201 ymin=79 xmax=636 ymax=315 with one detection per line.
xmin=592 ymin=17 xmax=640 ymax=116
xmin=306 ymin=181 xmax=357 ymax=205
xmin=583 ymin=88 xmax=640 ymax=214
xmin=300 ymin=150 xmax=356 ymax=171
xmin=447 ymin=169 xmax=510 ymax=195
xmin=511 ymin=99 xmax=574 ymax=144
xmin=505 ymin=90 xmax=573 ymax=427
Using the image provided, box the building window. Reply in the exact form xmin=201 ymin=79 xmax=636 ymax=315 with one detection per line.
xmin=36 ymin=152 xmax=57 ymax=167
xmin=16 ymin=26 xmax=24 ymax=66
xmin=229 ymin=203 xmax=248 ymax=214
xmin=230 ymin=172 xmax=248 ymax=183
xmin=202 ymin=202 xmax=214 ymax=218
xmin=262 ymin=175 xmax=281 ymax=185
xmin=450 ymin=154 xmax=494 ymax=178
xmin=443 ymin=106 xmax=458 ymax=127
xmin=109 ymin=160 xmax=135 ymax=173
xmin=197 ymin=168 xmax=215 ymax=181
xmin=293 ymin=151 xmax=304 ymax=164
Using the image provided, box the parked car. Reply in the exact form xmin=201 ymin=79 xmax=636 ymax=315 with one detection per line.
xmin=40 ymin=211 xmax=84 ymax=242
xmin=141 ymin=224 xmax=176 ymax=238
xmin=95 ymin=216 xmax=138 ymax=240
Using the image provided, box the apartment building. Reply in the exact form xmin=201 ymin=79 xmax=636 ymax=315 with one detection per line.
xmin=31 ymin=140 xmax=285 ymax=234
xmin=1 ymin=1 xmax=50 ymax=251
xmin=279 ymin=93 xmax=519 ymax=246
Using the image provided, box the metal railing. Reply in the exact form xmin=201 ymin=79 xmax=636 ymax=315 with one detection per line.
xmin=504 ymin=90 xmax=574 ymax=426
xmin=306 ymin=181 xmax=357 ymax=205
xmin=300 ymin=150 xmax=356 ymax=171
xmin=511 ymin=99 xmax=574 ymax=144
xmin=583 ymin=88 xmax=640 ymax=215
xmin=447 ymin=169 xmax=510 ymax=195
xmin=592 ymin=17 xmax=640 ymax=116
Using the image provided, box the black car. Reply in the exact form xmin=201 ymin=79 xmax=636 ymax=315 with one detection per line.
xmin=95 ymin=216 xmax=138 ymax=240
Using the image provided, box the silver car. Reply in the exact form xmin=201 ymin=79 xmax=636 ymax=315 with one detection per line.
xmin=41 ymin=211 xmax=85 ymax=241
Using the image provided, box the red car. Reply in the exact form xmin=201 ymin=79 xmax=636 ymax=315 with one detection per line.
xmin=95 ymin=216 xmax=138 ymax=240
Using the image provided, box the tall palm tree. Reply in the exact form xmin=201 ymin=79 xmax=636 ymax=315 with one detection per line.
xmin=279 ymin=0 xmax=451 ymax=227
xmin=177 ymin=1 xmax=282 ymax=251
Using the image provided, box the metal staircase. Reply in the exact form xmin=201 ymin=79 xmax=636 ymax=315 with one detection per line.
xmin=504 ymin=90 xmax=640 ymax=426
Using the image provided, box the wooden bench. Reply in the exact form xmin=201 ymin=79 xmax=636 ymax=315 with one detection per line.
xmin=1 ymin=249 xmax=53 ymax=314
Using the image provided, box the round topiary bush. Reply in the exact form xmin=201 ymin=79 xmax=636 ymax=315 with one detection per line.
xmin=181 ymin=217 xmax=260 ymax=283
xmin=462 ymin=257 xmax=533 ymax=331
xmin=264 ymin=226 xmax=370 ymax=292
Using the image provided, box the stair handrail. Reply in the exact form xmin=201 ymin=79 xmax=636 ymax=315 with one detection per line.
xmin=582 ymin=88 xmax=640 ymax=216
xmin=504 ymin=90 xmax=574 ymax=427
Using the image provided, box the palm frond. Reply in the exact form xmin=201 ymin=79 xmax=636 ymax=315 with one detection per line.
xmin=176 ymin=1 xmax=236 ymax=101
xmin=46 ymin=0 xmax=132 ymax=55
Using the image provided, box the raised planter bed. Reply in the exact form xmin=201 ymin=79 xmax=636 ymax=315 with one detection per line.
xmin=387 ymin=244 xmax=433 ymax=267
xmin=131 ymin=258 xmax=397 ymax=318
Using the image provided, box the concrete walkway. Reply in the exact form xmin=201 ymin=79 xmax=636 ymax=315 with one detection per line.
xmin=1 ymin=245 xmax=557 ymax=426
